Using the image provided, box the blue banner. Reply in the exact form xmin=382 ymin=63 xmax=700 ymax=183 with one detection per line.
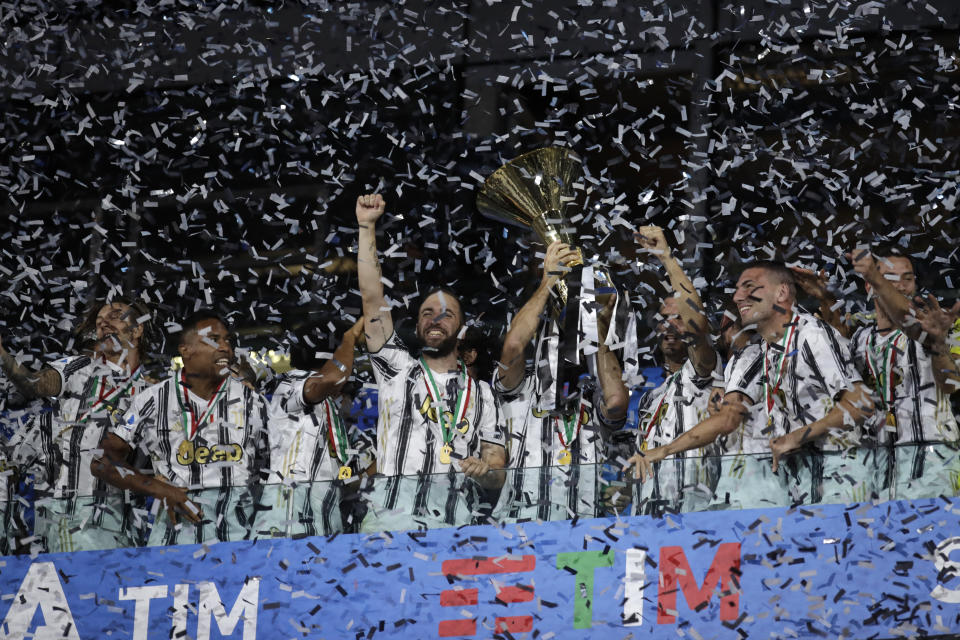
xmin=3 ymin=497 xmax=960 ymax=639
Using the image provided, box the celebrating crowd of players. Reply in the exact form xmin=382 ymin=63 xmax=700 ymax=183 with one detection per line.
xmin=1 ymin=193 xmax=959 ymax=554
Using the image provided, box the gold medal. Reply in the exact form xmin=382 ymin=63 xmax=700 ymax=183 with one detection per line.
xmin=439 ymin=444 xmax=453 ymax=464
xmin=639 ymin=440 xmax=648 ymax=453
xmin=338 ymin=465 xmax=352 ymax=480
xmin=886 ymin=412 xmax=897 ymax=427
xmin=558 ymin=449 xmax=572 ymax=465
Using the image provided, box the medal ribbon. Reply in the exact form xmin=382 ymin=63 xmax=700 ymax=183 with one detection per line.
xmin=323 ymin=398 xmax=351 ymax=466
xmin=763 ymin=314 xmax=799 ymax=417
xmin=641 ymin=370 xmax=681 ymax=442
xmin=419 ymin=358 xmax=471 ymax=446
xmin=77 ymin=367 xmax=142 ymax=423
xmin=174 ymin=370 xmax=228 ymax=441
xmin=865 ymin=329 xmax=902 ymax=409
xmin=554 ymin=398 xmax=587 ymax=450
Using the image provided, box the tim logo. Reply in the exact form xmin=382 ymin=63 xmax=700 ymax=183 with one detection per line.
xmin=437 ymin=555 xmax=536 ymax=636
xmin=436 ymin=544 xmax=741 ymax=636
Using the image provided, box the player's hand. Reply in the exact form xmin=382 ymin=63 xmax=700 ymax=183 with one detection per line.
xmin=159 ymin=483 xmax=203 ymax=525
xmin=789 ymin=266 xmax=831 ymax=301
xmin=356 ymin=194 xmax=386 ymax=225
xmin=707 ymin=387 xmax=724 ymax=416
xmin=459 ymin=456 xmax=490 ymax=479
xmin=597 ymin=286 xmax=618 ymax=330
xmin=624 ymin=446 xmax=666 ymax=482
xmin=846 ymin=247 xmax=879 ymax=281
xmin=634 ymin=225 xmax=672 ymax=261
xmin=912 ymin=295 xmax=960 ymax=343
xmin=541 ymin=241 xmax=581 ymax=288
xmin=770 ymin=431 xmax=800 ymax=473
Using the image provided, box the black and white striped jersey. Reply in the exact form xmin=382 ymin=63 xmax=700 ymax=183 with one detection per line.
xmin=727 ymin=312 xmax=862 ymax=450
xmin=267 ymin=371 xmax=347 ymax=483
xmin=114 ymin=374 xmax=270 ymax=491
xmin=719 ymin=343 xmax=773 ymax=455
xmin=493 ymin=369 xmax=624 ymax=520
xmin=369 ymin=332 xmax=504 ymax=477
xmin=636 ymin=359 xmax=720 ymax=455
xmin=851 ymin=324 xmax=958 ymax=444
xmin=7 ymin=356 xmax=149 ymax=505
xmin=366 ymin=332 xmax=504 ymax=525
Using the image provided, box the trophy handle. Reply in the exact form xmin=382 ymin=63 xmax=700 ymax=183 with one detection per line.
xmin=530 ymin=212 xmax=584 ymax=268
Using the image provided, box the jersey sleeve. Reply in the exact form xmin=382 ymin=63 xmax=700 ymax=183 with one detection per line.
xmin=369 ymin=331 xmax=415 ymax=385
xmin=688 ymin=357 xmax=723 ymax=391
xmin=492 ymin=367 xmax=533 ymax=404
xmin=800 ymin=321 xmax=861 ymax=399
xmin=724 ymin=344 xmax=763 ymax=404
xmin=476 ymin=381 xmax=506 ymax=449
xmin=114 ymin=387 xmax=153 ymax=447
xmin=46 ymin=355 xmax=91 ymax=400
xmin=269 ymin=372 xmax=311 ymax=416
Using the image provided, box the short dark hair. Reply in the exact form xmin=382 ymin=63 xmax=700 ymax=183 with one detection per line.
xmin=872 ymin=245 xmax=915 ymax=272
xmin=178 ymin=310 xmax=230 ymax=346
xmin=416 ymin=286 xmax=465 ymax=324
xmin=740 ymin=260 xmax=797 ymax=300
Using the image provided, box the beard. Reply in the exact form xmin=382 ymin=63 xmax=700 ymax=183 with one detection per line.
xmin=416 ymin=330 xmax=459 ymax=359
xmin=97 ymin=333 xmax=125 ymax=354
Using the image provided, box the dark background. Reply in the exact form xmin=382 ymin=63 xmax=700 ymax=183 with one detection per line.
xmin=1 ymin=0 xmax=957 ymax=373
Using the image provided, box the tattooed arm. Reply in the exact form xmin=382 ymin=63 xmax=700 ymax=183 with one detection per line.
xmin=0 ymin=337 xmax=62 ymax=398
xmin=355 ymin=194 xmax=393 ymax=353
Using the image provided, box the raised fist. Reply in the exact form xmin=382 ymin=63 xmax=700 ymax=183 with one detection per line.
xmin=634 ymin=225 xmax=671 ymax=260
xmin=356 ymin=194 xmax=386 ymax=225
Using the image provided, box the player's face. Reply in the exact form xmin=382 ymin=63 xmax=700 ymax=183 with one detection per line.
xmin=656 ymin=297 xmax=686 ymax=362
xmin=95 ymin=302 xmax=142 ymax=353
xmin=733 ymin=268 xmax=781 ymax=326
xmin=180 ymin=319 xmax=234 ymax=379
xmin=876 ymin=256 xmax=916 ymax=298
xmin=416 ymin=292 xmax=463 ymax=357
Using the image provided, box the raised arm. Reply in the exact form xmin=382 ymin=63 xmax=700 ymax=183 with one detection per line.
xmin=595 ymin=293 xmax=628 ymax=422
xmin=302 ymin=318 xmax=365 ymax=405
xmin=848 ymin=249 xmax=916 ymax=337
xmin=0 ymin=337 xmax=62 ymax=398
xmin=625 ymin=391 xmax=752 ymax=481
xmin=355 ymin=194 xmax=393 ymax=352
xmin=635 ymin=226 xmax=717 ymax=378
xmin=912 ymin=295 xmax=960 ymax=395
xmin=497 ymin=241 xmax=579 ymax=390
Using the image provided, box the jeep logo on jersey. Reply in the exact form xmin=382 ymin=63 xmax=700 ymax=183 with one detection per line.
xmin=176 ymin=441 xmax=244 ymax=465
